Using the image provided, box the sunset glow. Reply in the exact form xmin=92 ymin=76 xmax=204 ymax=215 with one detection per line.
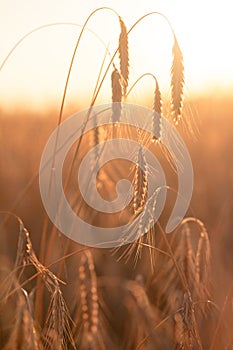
xmin=0 ymin=0 xmax=232 ymax=111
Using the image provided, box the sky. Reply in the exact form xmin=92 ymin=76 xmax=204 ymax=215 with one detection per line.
xmin=0 ymin=0 xmax=233 ymax=111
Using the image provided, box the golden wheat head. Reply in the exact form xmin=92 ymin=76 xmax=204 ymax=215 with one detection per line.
xmin=171 ymin=35 xmax=184 ymax=125
xmin=119 ymin=17 xmax=129 ymax=97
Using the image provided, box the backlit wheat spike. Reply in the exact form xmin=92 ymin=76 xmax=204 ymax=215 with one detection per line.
xmin=155 ymin=223 xmax=197 ymax=317
xmin=78 ymin=250 xmax=99 ymax=348
xmin=195 ymin=228 xmax=211 ymax=312
xmin=181 ymin=224 xmax=195 ymax=288
xmin=124 ymin=280 xmax=156 ymax=349
xmin=111 ymin=68 xmax=122 ymax=102
xmin=125 ymin=280 xmax=153 ymax=320
xmin=133 ymin=146 xmax=148 ymax=216
xmin=44 ymin=287 xmax=74 ymax=350
xmin=111 ymin=68 xmax=122 ymax=123
xmin=153 ymin=79 xmax=162 ymax=115
xmin=45 ymin=288 xmax=76 ymax=350
xmin=15 ymin=221 xmax=61 ymax=293
xmin=115 ymin=188 xmax=159 ymax=266
xmin=45 ymin=290 xmax=63 ymax=350
xmin=174 ymin=312 xmax=186 ymax=349
xmin=134 ymin=227 xmax=156 ymax=269
xmin=93 ymin=114 xmax=100 ymax=164
xmin=174 ymin=292 xmax=200 ymax=350
xmin=12 ymin=218 xmax=75 ymax=349
xmin=171 ymin=35 xmax=184 ymax=125
xmin=3 ymin=289 xmax=41 ymax=350
xmin=119 ymin=17 xmax=129 ymax=97
xmin=174 ymin=310 xmax=192 ymax=350
xmin=195 ymin=229 xmax=210 ymax=284
xmin=152 ymin=79 xmax=162 ymax=141
xmin=180 ymin=291 xmax=203 ymax=350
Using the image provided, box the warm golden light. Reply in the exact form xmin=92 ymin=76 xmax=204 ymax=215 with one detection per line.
xmin=0 ymin=0 xmax=232 ymax=111
xmin=0 ymin=3 xmax=232 ymax=348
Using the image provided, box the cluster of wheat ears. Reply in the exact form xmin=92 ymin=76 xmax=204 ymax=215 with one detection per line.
xmin=0 ymin=7 xmax=231 ymax=350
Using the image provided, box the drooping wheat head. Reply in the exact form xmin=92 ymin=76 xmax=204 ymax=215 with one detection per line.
xmin=3 ymin=288 xmax=41 ymax=350
xmin=152 ymin=79 xmax=163 ymax=141
xmin=132 ymin=145 xmax=148 ymax=216
xmin=111 ymin=68 xmax=122 ymax=123
xmin=171 ymin=35 xmax=184 ymax=125
xmin=118 ymin=17 xmax=129 ymax=98
xmin=76 ymin=250 xmax=100 ymax=349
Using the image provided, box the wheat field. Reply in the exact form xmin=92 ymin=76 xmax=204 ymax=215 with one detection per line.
xmin=0 ymin=8 xmax=232 ymax=350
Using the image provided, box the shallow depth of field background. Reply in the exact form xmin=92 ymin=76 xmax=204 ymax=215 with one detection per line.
xmin=1 ymin=96 xmax=232 ymax=306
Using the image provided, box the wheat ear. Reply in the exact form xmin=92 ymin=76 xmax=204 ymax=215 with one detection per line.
xmin=133 ymin=145 xmax=148 ymax=216
xmin=171 ymin=35 xmax=184 ymax=125
xmin=153 ymin=79 xmax=162 ymax=115
xmin=119 ymin=17 xmax=129 ymax=97
xmin=78 ymin=250 xmax=99 ymax=347
xmin=174 ymin=309 xmax=192 ymax=350
xmin=179 ymin=218 xmax=211 ymax=307
xmin=44 ymin=286 xmax=76 ymax=350
xmin=124 ymin=280 xmax=156 ymax=349
xmin=12 ymin=217 xmax=76 ymax=349
xmin=195 ymin=229 xmax=210 ymax=285
xmin=152 ymin=79 xmax=162 ymax=141
xmin=116 ymin=188 xmax=159 ymax=267
xmin=111 ymin=68 xmax=122 ymax=123
xmin=125 ymin=72 xmax=163 ymax=141
xmin=179 ymin=224 xmax=196 ymax=289
xmin=3 ymin=288 xmax=41 ymax=350
xmin=195 ymin=224 xmax=211 ymax=314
